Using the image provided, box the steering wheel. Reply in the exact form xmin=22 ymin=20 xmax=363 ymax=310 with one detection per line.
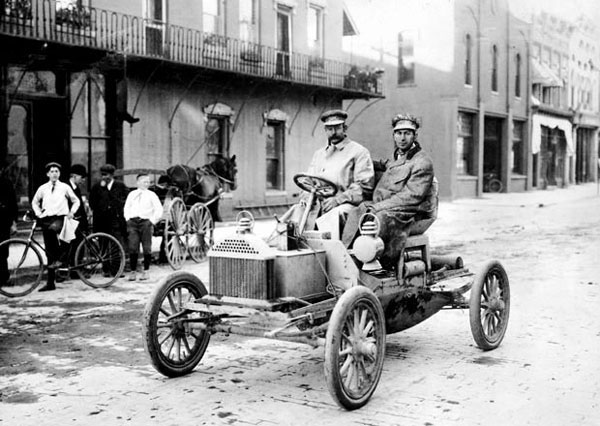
xmin=293 ymin=174 xmax=338 ymax=199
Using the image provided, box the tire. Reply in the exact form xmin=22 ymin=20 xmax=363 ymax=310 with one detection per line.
xmin=469 ymin=260 xmax=510 ymax=350
xmin=0 ymin=239 xmax=44 ymax=298
xmin=75 ymin=232 xmax=125 ymax=288
xmin=324 ymin=286 xmax=386 ymax=410
xmin=164 ymin=198 xmax=188 ymax=270
xmin=187 ymin=203 xmax=214 ymax=263
xmin=488 ymin=179 xmax=503 ymax=193
xmin=142 ymin=271 xmax=210 ymax=377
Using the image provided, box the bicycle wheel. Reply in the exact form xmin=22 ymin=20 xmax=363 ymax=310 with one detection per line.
xmin=488 ymin=179 xmax=503 ymax=193
xmin=74 ymin=232 xmax=125 ymax=288
xmin=0 ymin=238 xmax=44 ymax=297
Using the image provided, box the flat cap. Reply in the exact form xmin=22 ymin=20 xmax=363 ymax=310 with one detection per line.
xmin=45 ymin=162 xmax=62 ymax=171
xmin=321 ymin=109 xmax=348 ymax=126
xmin=392 ymin=113 xmax=420 ymax=132
xmin=70 ymin=164 xmax=87 ymax=177
xmin=100 ymin=164 xmax=116 ymax=174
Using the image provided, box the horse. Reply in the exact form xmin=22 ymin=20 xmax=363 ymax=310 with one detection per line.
xmin=164 ymin=155 xmax=237 ymax=222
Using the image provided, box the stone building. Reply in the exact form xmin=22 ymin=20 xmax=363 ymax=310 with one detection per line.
xmin=1 ymin=0 xmax=382 ymax=218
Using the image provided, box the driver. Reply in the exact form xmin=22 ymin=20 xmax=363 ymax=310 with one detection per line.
xmin=341 ymin=113 xmax=436 ymax=270
xmin=284 ymin=109 xmax=374 ymax=239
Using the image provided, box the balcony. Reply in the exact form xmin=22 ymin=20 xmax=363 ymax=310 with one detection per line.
xmin=0 ymin=0 xmax=383 ymax=98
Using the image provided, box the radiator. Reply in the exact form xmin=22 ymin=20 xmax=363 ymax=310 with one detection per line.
xmin=208 ymin=232 xmax=276 ymax=300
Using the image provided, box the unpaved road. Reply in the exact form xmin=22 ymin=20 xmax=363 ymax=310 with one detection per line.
xmin=1 ymin=184 xmax=599 ymax=426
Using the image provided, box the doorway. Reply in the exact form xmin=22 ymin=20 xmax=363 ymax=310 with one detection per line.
xmin=276 ymin=6 xmax=291 ymax=77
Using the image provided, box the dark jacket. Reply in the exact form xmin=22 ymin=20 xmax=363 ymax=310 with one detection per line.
xmin=0 ymin=175 xmax=18 ymax=229
xmin=70 ymin=181 xmax=89 ymax=231
xmin=90 ymin=179 xmax=129 ymax=231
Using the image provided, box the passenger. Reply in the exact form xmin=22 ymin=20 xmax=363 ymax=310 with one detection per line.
xmin=342 ymin=113 xmax=437 ymax=270
xmin=124 ymin=173 xmax=163 ymax=281
xmin=283 ymin=109 xmax=374 ymax=239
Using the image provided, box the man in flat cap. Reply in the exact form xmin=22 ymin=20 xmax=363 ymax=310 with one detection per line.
xmin=89 ymin=164 xmax=129 ymax=257
xmin=282 ymin=109 xmax=374 ymax=239
xmin=342 ymin=113 xmax=437 ymax=271
xmin=31 ymin=162 xmax=80 ymax=291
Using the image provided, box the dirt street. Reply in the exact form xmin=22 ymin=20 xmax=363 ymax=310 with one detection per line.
xmin=1 ymin=184 xmax=599 ymax=426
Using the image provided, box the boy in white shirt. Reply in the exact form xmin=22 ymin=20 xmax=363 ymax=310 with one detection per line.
xmin=31 ymin=162 xmax=80 ymax=291
xmin=123 ymin=174 xmax=162 ymax=281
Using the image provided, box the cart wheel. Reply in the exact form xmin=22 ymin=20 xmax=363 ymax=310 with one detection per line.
xmin=142 ymin=271 xmax=210 ymax=377
xmin=187 ymin=203 xmax=214 ymax=263
xmin=469 ymin=260 xmax=510 ymax=350
xmin=164 ymin=198 xmax=188 ymax=270
xmin=324 ymin=286 xmax=386 ymax=410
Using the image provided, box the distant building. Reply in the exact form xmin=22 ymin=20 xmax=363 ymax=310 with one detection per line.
xmin=342 ymin=0 xmax=531 ymax=198
xmin=568 ymin=16 xmax=599 ymax=184
xmin=530 ymin=12 xmax=575 ymax=189
xmin=1 ymin=0 xmax=382 ymax=219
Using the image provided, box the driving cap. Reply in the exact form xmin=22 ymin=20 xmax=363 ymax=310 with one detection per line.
xmin=321 ymin=109 xmax=348 ymax=126
xmin=45 ymin=162 xmax=62 ymax=171
xmin=392 ymin=113 xmax=420 ymax=132
xmin=100 ymin=164 xmax=116 ymax=174
xmin=70 ymin=163 xmax=87 ymax=177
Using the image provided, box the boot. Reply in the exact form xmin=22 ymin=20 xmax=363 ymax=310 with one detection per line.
xmin=39 ymin=282 xmax=56 ymax=292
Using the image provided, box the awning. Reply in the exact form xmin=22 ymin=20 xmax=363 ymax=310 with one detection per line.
xmin=531 ymin=114 xmax=574 ymax=154
xmin=531 ymin=59 xmax=563 ymax=87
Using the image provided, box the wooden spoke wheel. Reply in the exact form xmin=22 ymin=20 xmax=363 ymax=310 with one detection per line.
xmin=164 ymin=198 xmax=188 ymax=270
xmin=143 ymin=272 xmax=210 ymax=377
xmin=469 ymin=260 xmax=510 ymax=350
xmin=325 ymin=286 xmax=386 ymax=410
xmin=187 ymin=203 xmax=214 ymax=263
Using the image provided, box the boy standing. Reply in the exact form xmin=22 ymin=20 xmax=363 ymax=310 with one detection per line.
xmin=31 ymin=162 xmax=80 ymax=291
xmin=124 ymin=174 xmax=162 ymax=281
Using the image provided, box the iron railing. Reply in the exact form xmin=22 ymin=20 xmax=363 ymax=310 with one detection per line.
xmin=1 ymin=0 xmax=383 ymax=96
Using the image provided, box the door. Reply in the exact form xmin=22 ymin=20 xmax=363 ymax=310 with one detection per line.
xmin=6 ymin=98 xmax=67 ymax=204
xmin=145 ymin=0 xmax=166 ymax=56
xmin=276 ymin=7 xmax=291 ymax=77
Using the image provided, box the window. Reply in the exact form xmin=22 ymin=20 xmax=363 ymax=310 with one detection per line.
xmin=512 ymin=121 xmax=524 ymax=174
xmin=307 ymin=5 xmax=324 ymax=58
xmin=266 ymin=121 xmax=285 ymax=190
xmin=203 ymin=0 xmax=224 ymax=35
xmin=491 ymin=44 xmax=498 ymax=92
xmin=239 ymin=0 xmax=257 ymax=43
xmin=70 ymin=71 xmax=108 ymax=186
xmin=205 ymin=116 xmax=230 ymax=163
xmin=457 ymin=112 xmax=475 ymax=175
xmin=515 ymin=53 xmax=521 ymax=97
xmin=398 ymin=31 xmax=415 ymax=85
xmin=465 ymin=34 xmax=472 ymax=85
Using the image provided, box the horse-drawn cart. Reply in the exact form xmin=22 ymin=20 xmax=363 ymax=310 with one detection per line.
xmin=141 ymin=174 xmax=510 ymax=410
xmin=115 ymin=157 xmax=236 ymax=269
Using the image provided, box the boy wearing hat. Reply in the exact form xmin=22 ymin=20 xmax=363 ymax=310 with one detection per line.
xmin=31 ymin=162 xmax=80 ymax=291
xmin=342 ymin=113 xmax=437 ymax=271
xmin=89 ymin=163 xmax=129 ymax=251
xmin=67 ymin=164 xmax=89 ymax=273
xmin=284 ymin=109 xmax=374 ymax=239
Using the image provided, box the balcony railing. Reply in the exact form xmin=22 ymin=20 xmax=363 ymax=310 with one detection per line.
xmin=1 ymin=0 xmax=383 ymax=96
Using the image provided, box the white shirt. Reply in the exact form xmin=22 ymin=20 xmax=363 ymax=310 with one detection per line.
xmin=32 ymin=181 xmax=80 ymax=218
xmin=124 ymin=189 xmax=163 ymax=224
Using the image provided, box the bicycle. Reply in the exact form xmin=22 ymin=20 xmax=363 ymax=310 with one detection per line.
xmin=0 ymin=212 xmax=126 ymax=297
